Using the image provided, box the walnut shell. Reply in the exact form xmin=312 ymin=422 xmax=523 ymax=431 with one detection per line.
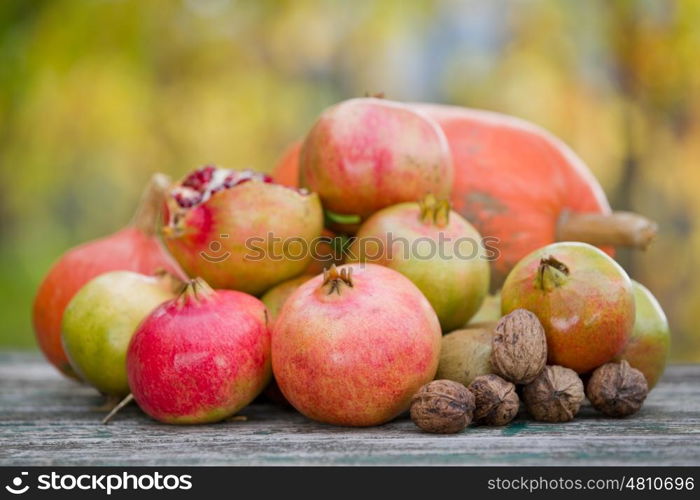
xmin=586 ymin=360 xmax=648 ymax=417
xmin=410 ymin=380 xmax=475 ymax=434
xmin=491 ymin=309 xmax=547 ymax=384
xmin=469 ymin=374 xmax=519 ymax=426
xmin=523 ymin=365 xmax=584 ymax=422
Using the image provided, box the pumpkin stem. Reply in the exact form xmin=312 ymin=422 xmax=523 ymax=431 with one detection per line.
xmin=132 ymin=173 xmax=172 ymax=236
xmin=556 ymin=211 xmax=657 ymax=249
xmin=322 ymin=265 xmax=353 ymax=295
xmin=536 ymin=256 xmax=569 ymax=292
xmin=419 ymin=194 xmax=450 ymax=227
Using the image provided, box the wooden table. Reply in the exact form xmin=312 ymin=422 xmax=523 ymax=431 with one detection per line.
xmin=1 ymin=352 xmax=698 ymax=466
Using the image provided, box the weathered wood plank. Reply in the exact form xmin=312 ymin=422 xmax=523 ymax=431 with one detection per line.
xmin=1 ymin=352 xmax=699 ymax=466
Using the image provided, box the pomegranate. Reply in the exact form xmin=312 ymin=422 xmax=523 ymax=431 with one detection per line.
xmin=162 ymin=165 xmax=323 ymax=295
xmin=259 ymin=274 xmax=318 ymax=409
xmin=614 ymin=281 xmax=670 ymax=389
xmin=33 ymin=174 xmax=184 ymax=379
xmin=272 ymin=264 xmax=441 ymax=426
xmin=346 ymin=195 xmax=489 ymax=331
xmin=501 ymin=242 xmax=635 ymax=374
xmin=261 ymin=274 xmax=314 ymax=322
xmin=412 ymin=103 xmax=657 ymax=286
xmin=299 ymin=98 xmax=453 ymax=229
xmin=127 ymin=278 xmax=271 ymax=424
xmin=62 ymin=271 xmax=179 ymax=397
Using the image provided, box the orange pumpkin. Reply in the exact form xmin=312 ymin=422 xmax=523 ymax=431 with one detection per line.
xmin=413 ymin=104 xmax=655 ymax=284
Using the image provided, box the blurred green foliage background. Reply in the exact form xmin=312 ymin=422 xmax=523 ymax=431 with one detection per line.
xmin=1 ymin=0 xmax=699 ymax=361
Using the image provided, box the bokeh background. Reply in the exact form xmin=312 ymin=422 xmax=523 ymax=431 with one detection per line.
xmin=1 ymin=0 xmax=698 ymax=361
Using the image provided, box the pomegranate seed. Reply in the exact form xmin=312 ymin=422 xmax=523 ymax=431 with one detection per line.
xmin=174 ymin=189 xmax=203 ymax=208
xmin=182 ymin=165 xmax=216 ymax=192
xmin=222 ymin=173 xmax=238 ymax=188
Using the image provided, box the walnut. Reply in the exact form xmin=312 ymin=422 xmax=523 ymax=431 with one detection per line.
xmin=522 ymin=365 xmax=584 ymax=422
xmin=469 ymin=374 xmax=519 ymax=426
xmin=491 ymin=309 xmax=547 ymax=384
xmin=586 ymin=360 xmax=648 ymax=418
xmin=410 ymin=380 xmax=475 ymax=434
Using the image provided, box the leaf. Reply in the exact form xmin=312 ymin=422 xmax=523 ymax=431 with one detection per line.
xmin=324 ymin=210 xmax=361 ymax=226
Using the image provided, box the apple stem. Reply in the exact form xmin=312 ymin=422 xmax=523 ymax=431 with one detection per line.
xmin=556 ymin=210 xmax=657 ymax=249
xmin=101 ymin=393 xmax=135 ymax=425
xmin=132 ymin=173 xmax=172 ymax=236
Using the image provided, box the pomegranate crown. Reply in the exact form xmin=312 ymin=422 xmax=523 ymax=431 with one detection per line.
xmin=322 ymin=265 xmax=354 ymax=295
xmin=536 ymin=256 xmax=570 ymax=292
xmin=177 ymin=277 xmax=216 ymax=305
xmin=419 ymin=194 xmax=450 ymax=227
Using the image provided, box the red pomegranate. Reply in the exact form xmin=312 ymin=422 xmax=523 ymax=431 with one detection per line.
xmin=501 ymin=242 xmax=635 ymax=374
xmin=412 ymin=104 xmax=657 ymax=285
xmin=127 ymin=278 xmax=271 ymax=424
xmin=272 ymin=264 xmax=442 ymax=427
xmin=299 ymin=97 xmax=453 ymax=228
xmin=33 ymin=174 xmax=184 ymax=378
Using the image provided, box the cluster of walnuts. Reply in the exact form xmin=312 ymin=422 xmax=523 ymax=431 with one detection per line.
xmin=410 ymin=309 xmax=649 ymax=434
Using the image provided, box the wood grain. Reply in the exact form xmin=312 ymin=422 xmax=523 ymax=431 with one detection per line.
xmin=1 ymin=352 xmax=698 ymax=466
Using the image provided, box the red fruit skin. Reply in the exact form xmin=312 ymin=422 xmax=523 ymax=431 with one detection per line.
xmin=271 ymin=142 xmax=302 ymax=188
xmin=501 ymin=242 xmax=634 ymax=374
xmin=412 ymin=104 xmax=613 ymax=285
xmin=127 ymin=288 xmax=271 ymax=424
xmin=272 ymin=264 xmax=442 ymax=427
xmin=33 ymin=227 xmax=183 ymax=379
xmin=300 ymin=98 xmax=453 ymax=220
xmin=164 ymin=179 xmax=323 ymax=295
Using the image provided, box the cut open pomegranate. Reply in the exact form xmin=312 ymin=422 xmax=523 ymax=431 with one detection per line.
xmin=171 ymin=166 xmax=277 ymax=209
xmin=163 ymin=165 xmax=323 ymax=295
